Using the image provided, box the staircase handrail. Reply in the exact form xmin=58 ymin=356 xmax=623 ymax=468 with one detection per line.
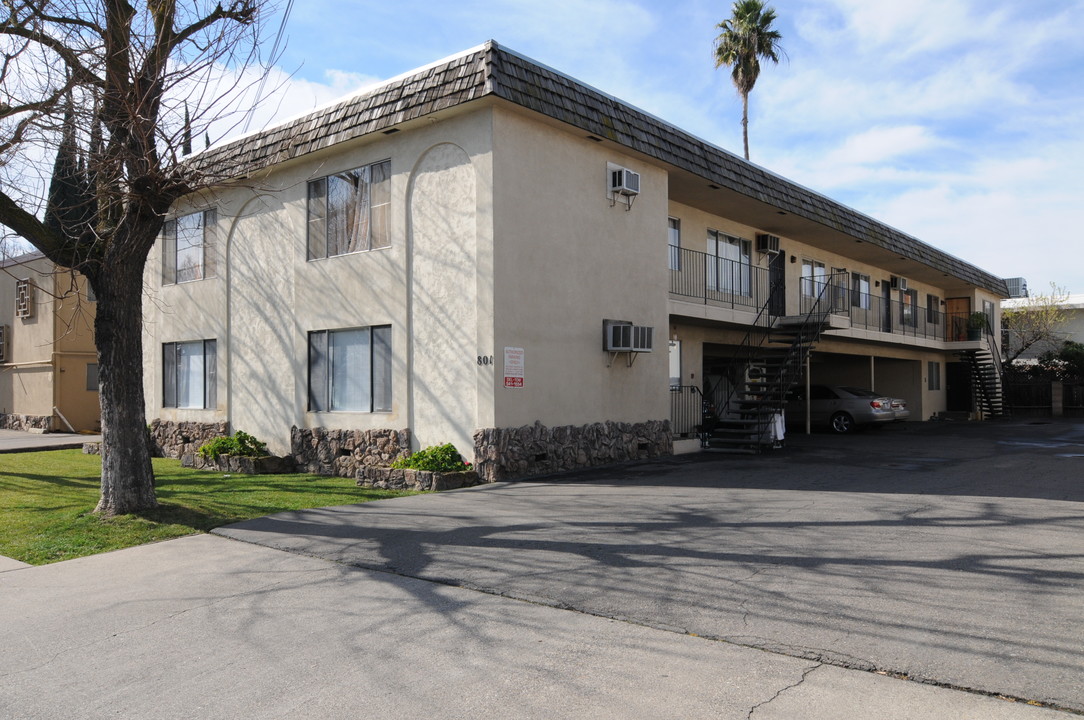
xmin=716 ymin=272 xmax=844 ymax=450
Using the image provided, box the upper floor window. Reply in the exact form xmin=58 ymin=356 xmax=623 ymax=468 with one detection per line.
xmin=162 ymin=209 xmax=217 ymax=284
xmin=163 ymin=339 xmax=217 ymax=409
xmin=926 ymin=294 xmax=941 ymax=325
xmin=308 ymin=325 xmax=392 ymax=412
xmin=707 ymin=229 xmax=751 ymax=296
xmin=801 ymin=259 xmax=826 ymax=297
xmin=667 ymin=217 xmax=681 ymax=271
xmin=307 ymin=159 xmax=391 ymax=260
xmin=900 ymin=289 xmax=919 ymax=327
xmin=851 ymin=273 xmax=871 ymax=310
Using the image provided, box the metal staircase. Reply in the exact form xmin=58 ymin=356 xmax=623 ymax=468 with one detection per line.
xmin=703 ymin=276 xmax=841 ymax=453
xmin=957 ymin=318 xmax=1009 ymax=418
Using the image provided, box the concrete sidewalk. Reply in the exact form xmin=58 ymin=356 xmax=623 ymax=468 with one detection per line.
xmin=0 ymin=534 xmax=1070 ymax=719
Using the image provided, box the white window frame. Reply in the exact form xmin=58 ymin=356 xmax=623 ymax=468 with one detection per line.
xmin=162 ymin=209 xmax=217 ymax=284
xmin=667 ymin=217 xmax=681 ymax=271
xmin=307 ymin=159 xmax=391 ymax=260
xmin=851 ymin=272 xmax=871 ymax=310
xmin=308 ymin=326 xmax=392 ymax=413
xmin=801 ymin=259 xmax=826 ymax=298
xmin=163 ymin=340 xmax=217 ymax=409
xmin=706 ymin=229 xmax=751 ymax=296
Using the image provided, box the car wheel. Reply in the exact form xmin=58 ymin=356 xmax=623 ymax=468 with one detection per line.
xmin=830 ymin=412 xmax=855 ymax=434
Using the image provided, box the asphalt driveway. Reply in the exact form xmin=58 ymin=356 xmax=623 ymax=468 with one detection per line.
xmin=217 ymin=418 xmax=1084 ymax=712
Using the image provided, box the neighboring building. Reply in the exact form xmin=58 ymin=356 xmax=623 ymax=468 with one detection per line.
xmin=1002 ymin=293 xmax=1084 ymax=362
xmin=0 ymin=251 xmax=100 ymax=432
xmin=142 ymin=41 xmax=1009 ymax=479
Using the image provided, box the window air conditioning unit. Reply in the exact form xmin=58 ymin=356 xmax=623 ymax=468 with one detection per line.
xmin=756 ymin=234 xmax=780 ymax=254
xmin=631 ymin=325 xmax=653 ymax=353
xmin=891 ymin=276 xmax=909 ymax=291
xmin=604 ymin=320 xmax=653 ymax=353
xmin=604 ymin=320 xmax=634 ymax=352
xmin=609 ymin=167 xmax=640 ymax=196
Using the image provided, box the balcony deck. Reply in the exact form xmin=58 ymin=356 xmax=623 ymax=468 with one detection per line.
xmin=668 ymin=247 xmax=992 ymax=351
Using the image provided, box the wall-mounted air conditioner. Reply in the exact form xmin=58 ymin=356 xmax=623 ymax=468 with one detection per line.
xmin=604 ymin=320 xmax=634 ymax=352
xmin=609 ymin=167 xmax=640 ymax=196
xmin=604 ymin=320 xmax=654 ymax=356
xmin=891 ymin=276 xmax=909 ymax=291
xmin=756 ymin=234 xmax=780 ymax=254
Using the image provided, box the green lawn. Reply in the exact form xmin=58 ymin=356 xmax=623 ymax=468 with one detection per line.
xmin=0 ymin=450 xmax=415 ymax=565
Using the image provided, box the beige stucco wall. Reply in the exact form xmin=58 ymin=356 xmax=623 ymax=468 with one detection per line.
xmin=144 ymin=109 xmax=497 ymax=457
xmin=662 ymin=196 xmax=1019 ymax=423
xmin=0 ymin=256 xmax=98 ymax=430
xmin=489 ymin=108 xmax=670 ymax=429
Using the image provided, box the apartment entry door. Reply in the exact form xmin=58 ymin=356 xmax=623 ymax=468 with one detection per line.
xmin=768 ymin=249 xmax=786 ymax=316
xmin=946 ymin=297 xmax=971 ymax=341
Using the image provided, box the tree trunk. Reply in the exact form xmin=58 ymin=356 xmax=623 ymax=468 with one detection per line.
xmin=742 ymin=91 xmax=750 ymax=161
xmin=93 ymin=257 xmax=157 ymax=515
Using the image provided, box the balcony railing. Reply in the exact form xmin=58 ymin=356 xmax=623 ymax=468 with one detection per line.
xmin=669 ymin=250 xmax=994 ymax=344
xmin=669 ymin=247 xmax=772 ymax=311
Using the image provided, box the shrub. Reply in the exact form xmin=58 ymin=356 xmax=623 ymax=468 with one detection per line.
xmin=390 ymin=443 xmax=471 ymax=472
xmin=198 ymin=430 xmax=269 ymax=460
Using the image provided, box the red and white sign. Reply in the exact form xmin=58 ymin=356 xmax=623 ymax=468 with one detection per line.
xmin=504 ymin=347 xmax=524 ymax=388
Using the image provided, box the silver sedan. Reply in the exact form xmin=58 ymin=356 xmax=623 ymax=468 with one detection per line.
xmin=786 ymin=385 xmax=897 ymax=433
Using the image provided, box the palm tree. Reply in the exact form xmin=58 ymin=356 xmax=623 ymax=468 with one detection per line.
xmin=714 ymin=0 xmax=784 ymax=161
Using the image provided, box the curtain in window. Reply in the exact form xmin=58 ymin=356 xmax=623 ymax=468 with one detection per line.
xmin=370 ymin=161 xmax=391 ymax=249
xmin=176 ymin=341 xmax=206 ymax=408
xmin=175 ymin=212 xmax=204 ymax=283
xmin=330 ymin=328 xmax=370 ymax=411
xmin=328 ymin=168 xmax=369 ymax=256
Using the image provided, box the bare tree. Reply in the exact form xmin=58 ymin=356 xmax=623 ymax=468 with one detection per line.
xmin=0 ymin=1 xmax=276 ymax=515
xmin=1002 ymin=283 xmax=1071 ymax=366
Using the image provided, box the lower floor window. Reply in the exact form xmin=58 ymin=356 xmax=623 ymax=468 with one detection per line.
xmin=163 ymin=340 xmax=217 ymax=408
xmin=928 ymin=361 xmax=941 ymax=391
xmin=86 ymin=363 xmax=99 ymax=392
xmin=308 ymin=326 xmax=392 ymax=412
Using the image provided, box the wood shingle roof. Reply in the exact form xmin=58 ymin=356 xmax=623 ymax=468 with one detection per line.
xmin=198 ymin=41 xmax=1007 ymax=296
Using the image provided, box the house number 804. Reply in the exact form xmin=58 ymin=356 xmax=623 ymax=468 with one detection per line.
xmin=477 ymin=355 xmax=494 ymax=366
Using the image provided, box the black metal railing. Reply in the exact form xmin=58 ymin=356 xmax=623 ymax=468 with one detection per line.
xmin=669 ymin=252 xmax=1002 ymax=346
xmin=669 ymin=247 xmax=771 ymax=311
xmin=669 ymin=385 xmax=705 ymax=438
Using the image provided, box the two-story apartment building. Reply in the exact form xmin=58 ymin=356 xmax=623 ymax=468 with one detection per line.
xmin=143 ymin=41 xmax=1008 ymax=479
xmin=0 ymin=252 xmax=99 ymax=432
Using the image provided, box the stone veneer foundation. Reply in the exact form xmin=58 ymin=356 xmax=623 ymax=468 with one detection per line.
xmin=0 ymin=413 xmax=52 ymax=432
xmin=472 ymin=419 xmax=672 ymax=482
xmin=149 ymin=420 xmax=229 ymax=459
xmin=291 ymin=426 xmax=411 ymax=477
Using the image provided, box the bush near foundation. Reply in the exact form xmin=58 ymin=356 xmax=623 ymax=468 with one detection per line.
xmin=198 ymin=430 xmax=268 ymax=460
xmin=390 ymin=443 xmax=471 ymax=472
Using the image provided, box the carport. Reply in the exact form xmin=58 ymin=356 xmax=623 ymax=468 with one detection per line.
xmin=804 ymin=351 xmax=923 ymax=420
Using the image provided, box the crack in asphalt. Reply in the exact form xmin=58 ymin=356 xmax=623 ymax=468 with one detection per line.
xmin=747 ymin=661 xmax=823 ymax=718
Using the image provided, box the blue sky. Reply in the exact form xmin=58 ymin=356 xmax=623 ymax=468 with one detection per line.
xmin=233 ymin=0 xmax=1084 ymax=293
